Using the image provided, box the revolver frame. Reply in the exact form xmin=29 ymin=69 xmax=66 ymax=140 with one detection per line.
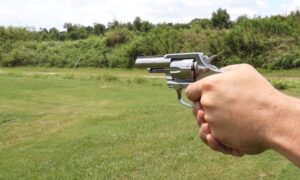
xmin=135 ymin=52 xmax=221 ymax=108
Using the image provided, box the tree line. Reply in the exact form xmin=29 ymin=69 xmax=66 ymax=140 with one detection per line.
xmin=0 ymin=8 xmax=300 ymax=69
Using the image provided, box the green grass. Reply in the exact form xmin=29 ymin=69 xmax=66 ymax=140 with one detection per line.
xmin=0 ymin=67 xmax=300 ymax=179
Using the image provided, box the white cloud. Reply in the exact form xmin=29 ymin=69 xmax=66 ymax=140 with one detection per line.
xmin=0 ymin=0 xmax=218 ymax=29
xmin=281 ymin=0 xmax=300 ymax=14
xmin=227 ymin=7 xmax=257 ymax=20
xmin=256 ymin=0 xmax=267 ymax=7
xmin=0 ymin=0 xmax=297 ymax=29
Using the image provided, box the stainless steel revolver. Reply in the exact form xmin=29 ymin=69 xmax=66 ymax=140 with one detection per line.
xmin=135 ymin=52 xmax=222 ymax=108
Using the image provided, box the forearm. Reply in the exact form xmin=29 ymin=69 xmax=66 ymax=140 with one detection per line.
xmin=268 ymin=94 xmax=300 ymax=167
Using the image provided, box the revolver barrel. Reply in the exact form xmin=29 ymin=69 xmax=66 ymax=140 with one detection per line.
xmin=135 ymin=56 xmax=170 ymax=68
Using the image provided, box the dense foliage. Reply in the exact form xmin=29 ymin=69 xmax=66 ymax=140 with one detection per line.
xmin=1 ymin=9 xmax=300 ymax=69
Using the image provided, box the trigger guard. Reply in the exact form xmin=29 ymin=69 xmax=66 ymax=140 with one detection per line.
xmin=176 ymin=88 xmax=194 ymax=108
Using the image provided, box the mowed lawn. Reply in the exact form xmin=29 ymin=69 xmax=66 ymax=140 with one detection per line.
xmin=0 ymin=67 xmax=299 ymax=179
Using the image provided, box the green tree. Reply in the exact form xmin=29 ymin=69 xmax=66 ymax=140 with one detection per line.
xmin=133 ymin=17 xmax=142 ymax=31
xmin=49 ymin=27 xmax=60 ymax=40
xmin=85 ymin=26 xmax=94 ymax=35
xmin=211 ymin=8 xmax=231 ymax=28
xmin=141 ymin=21 xmax=153 ymax=32
xmin=236 ymin=15 xmax=249 ymax=24
xmin=39 ymin=28 xmax=49 ymax=40
xmin=63 ymin=23 xmax=74 ymax=32
xmin=93 ymin=23 xmax=106 ymax=35
xmin=63 ymin=23 xmax=89 ymax=40
xmin=107 ymin=20 xmax=120 ymax=30
xmin=190 ymin=18 xmax=211 ymax=29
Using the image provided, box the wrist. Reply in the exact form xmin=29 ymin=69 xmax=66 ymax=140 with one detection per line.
xmin=266 ymin=93 xmax=300 ymax=166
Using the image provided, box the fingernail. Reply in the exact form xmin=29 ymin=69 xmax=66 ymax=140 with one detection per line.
xmin=206 ymin=134 xmax=210 ymax=140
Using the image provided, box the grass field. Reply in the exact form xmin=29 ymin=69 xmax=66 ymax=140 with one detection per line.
xmin=0 ymin=67 xmax=300 ymax=179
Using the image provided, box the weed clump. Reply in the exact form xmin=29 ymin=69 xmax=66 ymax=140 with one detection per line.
xmin=271 ymin=79 xmax=298 ymax=90
xmin=102 ymin=74 xmax=119 ymax=82
xmin=133 ymin=77 xmax=147 ymax=84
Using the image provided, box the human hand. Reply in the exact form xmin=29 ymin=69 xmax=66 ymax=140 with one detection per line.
xmin=187 ymin=64 xmax=282 ymax=155
xmin=192 ymin=102 xmax=244 ymax=156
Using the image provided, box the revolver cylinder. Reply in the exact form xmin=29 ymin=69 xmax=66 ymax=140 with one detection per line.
xmin=170 ymin=59 xmax=195 ymax=82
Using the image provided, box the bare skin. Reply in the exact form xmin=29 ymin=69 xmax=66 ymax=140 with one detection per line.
xmin=186 ymin=64 xmax=300 ymax=167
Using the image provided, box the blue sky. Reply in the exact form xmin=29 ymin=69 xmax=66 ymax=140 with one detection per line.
xmin=0 ymin=0 xmax=299 ymax=30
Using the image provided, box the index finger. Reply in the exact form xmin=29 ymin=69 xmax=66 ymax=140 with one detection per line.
xmin=186 ymin=69 xmax=226 ymax=102
xmin=185 ymin=79 xmax=206 ymax=102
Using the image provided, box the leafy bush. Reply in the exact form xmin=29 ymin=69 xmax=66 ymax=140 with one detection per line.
xmin=1 ymin=49 xmax=32 ymax=67
xmin=271 ymin=80 xmax=298 ymax=90
xmin=1 ymin=11 xmax=300 ymax=69
xmin=224 ymin=27 xmax=263 ymax=57
xmin=269 ymin=51 xmax=300 ymax=69
xmin=105 ymin=28 xmax=132 ymax=47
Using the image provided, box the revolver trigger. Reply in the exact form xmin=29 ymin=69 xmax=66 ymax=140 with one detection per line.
xmin=175 ymin=88 xmax=194 ymax=108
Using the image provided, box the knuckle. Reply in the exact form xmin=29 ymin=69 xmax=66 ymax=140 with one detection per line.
xmin=241 ymin=63 xmax=254 ymax=70
xmin=200 ymin=97 xmax=212 ymax=107
xmin=203 ymin=114 xmax=210 ymax=122
xmin=202 ymin=77 xmax=219 ymax=91
xmin=202 ymin=80 xmax=213 ymax=91
xmin=202 ymin=83 xmax=213 ymax=91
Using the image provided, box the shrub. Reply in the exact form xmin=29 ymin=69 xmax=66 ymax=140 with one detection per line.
xmin=105 ymin=28 xmax=132 ymax=47
xmin=271 ymin=80 xmax=297 ymax=90
xmin=224 ymin=27 xmax=263 ymax=57
xmin=1 ymin=49 xmax=31 ymax=67
xmin=270 ymin=51 xmax=300 ymax=69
